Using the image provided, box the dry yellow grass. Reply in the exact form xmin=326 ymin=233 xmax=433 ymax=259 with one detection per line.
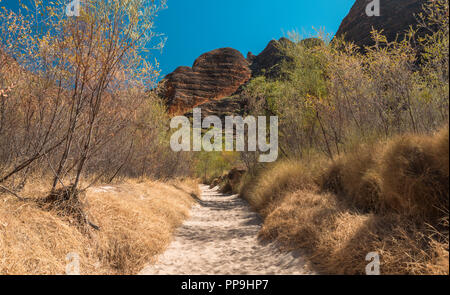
xmin=241 ymin=126 xmax=449 ymax=274
xmin=0 ymin=178 xmax=199 ymax=274
xmin=239 ymin=161 xmax=316 ymax=215
xmin=259 ymin=190 xmax=340 ymax=250
xmin=0 ymin=197 xmax=96 ymax=274
xmin=319 ymin=126 xmax=449 ymax=220
xmin=379 ymin=132 xmax=448 ymax=219
xmin=319 ymin=144 xmax=383 ymax=212
xmin=433 ymin=126 xmax=449 ymax=178
xmin=260 ymin=190 xmax=448 ymax=274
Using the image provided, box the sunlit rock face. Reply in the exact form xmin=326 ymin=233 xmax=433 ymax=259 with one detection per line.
xmin=161 ymin=48 xmax=251 ymax=115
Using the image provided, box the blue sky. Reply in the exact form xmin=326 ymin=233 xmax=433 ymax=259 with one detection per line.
xmin=1 ymin=0 xmax=355 ymax=78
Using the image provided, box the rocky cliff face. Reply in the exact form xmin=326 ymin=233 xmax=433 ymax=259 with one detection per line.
xmin=161 ymin=38 xmax=296 ymax=117
xmin=160 ymin=48 xmax=251 ymax=115
xmin=335 ymin=0 xmax=426 ymax=48
xmin=249 ymin=37 xmax=293 ymax=78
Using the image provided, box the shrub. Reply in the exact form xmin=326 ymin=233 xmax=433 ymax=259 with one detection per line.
xmin=242 ymin=126 xmax=449 ymax=274
xmin=379 ymin=129 xmax=449 ymax=220
xmin=319 ymin=145 xmax=382 ymax=212
xmin=240 ymin=160 xmax=316 ymax=214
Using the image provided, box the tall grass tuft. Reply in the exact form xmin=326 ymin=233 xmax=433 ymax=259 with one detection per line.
xmin=240 ymin=126 xmax=449 ymax=274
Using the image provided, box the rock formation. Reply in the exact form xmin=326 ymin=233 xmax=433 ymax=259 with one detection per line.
xmin=160 ymin=48 xmax=251 ymax=115
xmin=183 ymin=95 xmax=248 ymax=125
xmin=249 ymin=37 xmax=293 ymax=78
xmin=335 ymin=0 xmax=427 ymax=48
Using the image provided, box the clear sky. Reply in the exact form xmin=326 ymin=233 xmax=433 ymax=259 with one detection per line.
xmin=1 ymin=0 xmax=356 ymax=78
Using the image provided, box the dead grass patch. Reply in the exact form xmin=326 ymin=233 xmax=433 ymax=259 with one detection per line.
xmin=239 ymin=161 xmax=316 ymax=215
xmin=0 ymin=178 xmax=198 ymax=274
xmin=241 ymin=126 xmax=449 ymax=274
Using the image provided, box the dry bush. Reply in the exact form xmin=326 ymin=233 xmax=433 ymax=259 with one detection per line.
xmin=257 ymin=187 xmax=448 ymax=274
xmin=170 ymin=178 xmax=201 ymax=199
xmin=323 ymin=214 xmax=448 ymax=275
xmin=239 ymin=161 xmax=316 ymax=214
xmin=379 ymin=129 xmax=449 ymax=220
xmin=318 ymin=126 xmax=449 ymax=220
xmin=0 ymin=197 xmax=98 ymax=275
xmin=218 ymin=168 xmax=246 ymax=195
xmin=0 ymin=179 xmax=198 ymax=274
xmin=319 ymin=144 xmax=383 ymax=212
xmin=311 ymin=212 xmax=448 ymax=275
xmin=0 ymin=2 xmax=198 ymax=276
xmin=241 ymin=126 xmax=448 ymax=274
xmin=259 ymin=190 xmax=340 ymax=250
xmin=432 ymin=126 xmax=449 ymax=178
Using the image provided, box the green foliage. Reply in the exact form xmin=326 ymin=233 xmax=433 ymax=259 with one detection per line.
xmin=417 ymin=0 xmax=449 ymax=118
xmin=279 ymin=39 xmax=328 ymax=100
xmin=245 ymin=76 xmax=283 ymax=115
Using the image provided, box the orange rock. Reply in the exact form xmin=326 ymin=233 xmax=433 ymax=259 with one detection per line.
xmin=161 ymin=48 xmax=251 ymax=116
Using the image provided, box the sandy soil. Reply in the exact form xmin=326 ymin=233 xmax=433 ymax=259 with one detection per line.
xmin=139 ymin=185 xmax=314 ymax=275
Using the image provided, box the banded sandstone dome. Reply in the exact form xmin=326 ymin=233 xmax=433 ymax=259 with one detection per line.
xmin=335 ymin=0 xmax=427 ymax=48
xmin=160 ymin=48 xmax=251 ymax=115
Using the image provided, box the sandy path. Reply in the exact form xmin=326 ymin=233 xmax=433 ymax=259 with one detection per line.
xmin=139 ymin=185 xmax=314 ymax=275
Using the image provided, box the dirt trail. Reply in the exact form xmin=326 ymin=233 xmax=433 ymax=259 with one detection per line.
xmin=140 ymin=185 xmax=314 ymax=275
